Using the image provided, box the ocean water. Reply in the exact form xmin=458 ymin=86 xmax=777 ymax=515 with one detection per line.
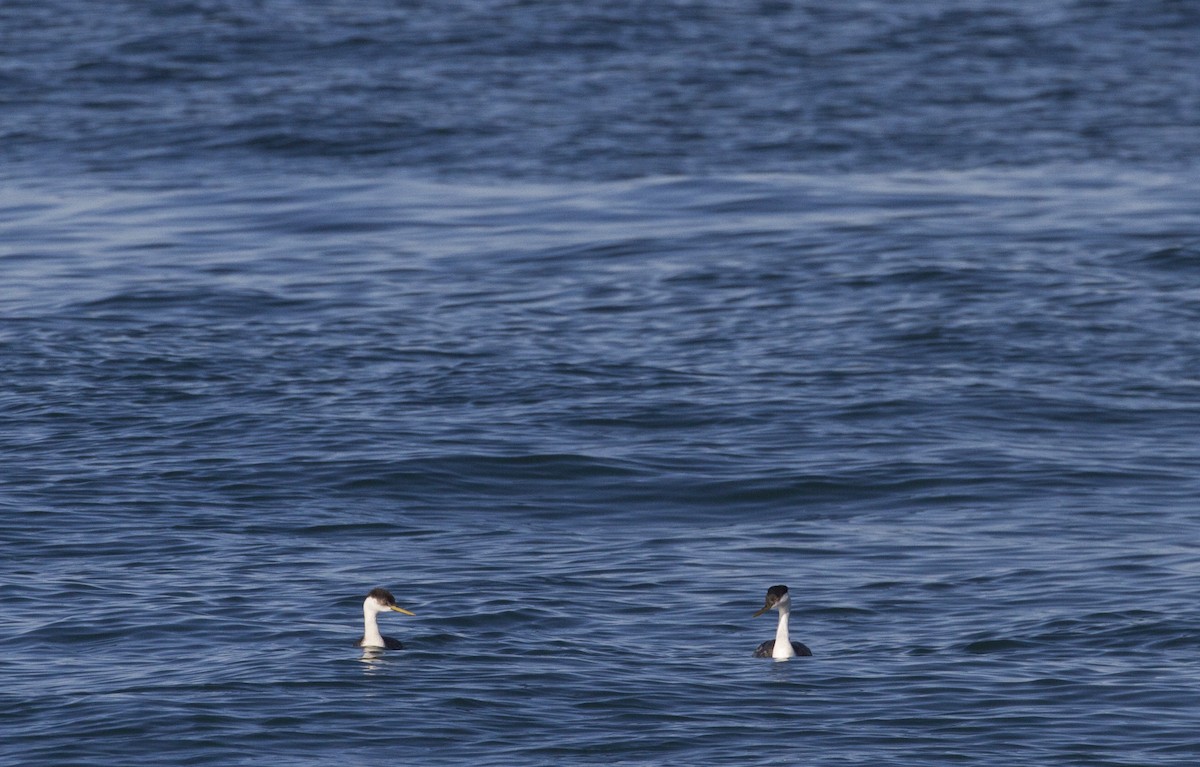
xmin=3 ymin=1 xmax=1200 ymax=765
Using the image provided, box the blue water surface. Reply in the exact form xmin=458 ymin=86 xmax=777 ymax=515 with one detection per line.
xmin=3 ymin=2 xmax=1200 ymax=765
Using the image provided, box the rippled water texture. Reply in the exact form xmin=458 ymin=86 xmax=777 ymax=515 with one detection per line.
xmin=3 ymin=1 xmax=1200 ymax=766
xmin=3 ymin=0 xmax=1199 ymax=178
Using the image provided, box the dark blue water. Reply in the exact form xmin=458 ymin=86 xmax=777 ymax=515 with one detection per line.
xmin=3 ymin=2 xmax=1200 ymax=765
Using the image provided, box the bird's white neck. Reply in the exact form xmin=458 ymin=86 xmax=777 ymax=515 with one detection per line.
xmin=773 ymin=604 xmax=795 ymax=660
xmin=361 ymin=604 xmax=385 ymax=648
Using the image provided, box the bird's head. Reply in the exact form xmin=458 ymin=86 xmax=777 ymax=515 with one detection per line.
xmin=752 ymin=584 xmax=790 ymax=617
xmin=364 ymin=587 xmax=414 ymax=616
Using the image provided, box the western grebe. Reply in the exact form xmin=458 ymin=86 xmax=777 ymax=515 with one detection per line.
xmin=355 ymin=587 xmax=414 ymax=650
xmin=752 ymin=584 xmax=812 ymax=659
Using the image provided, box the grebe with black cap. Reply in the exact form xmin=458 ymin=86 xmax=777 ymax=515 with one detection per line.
xmin=356 ymin=587 xmax=415 ymax=649
xmin=752 ymin=585 xmax=812 ymax=659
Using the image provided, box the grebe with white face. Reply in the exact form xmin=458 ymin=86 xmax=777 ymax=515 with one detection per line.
xmin=355 ymin=587 xmax=414 ymax=649
xmin=752 ymin=585 xmax=812 ymax=659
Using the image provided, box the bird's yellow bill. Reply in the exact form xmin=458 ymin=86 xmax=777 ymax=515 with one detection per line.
xmin=389 ymin=605 xmax=415 ymax=615
xmin=752 ymin=604 xmax=770 ymax=618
